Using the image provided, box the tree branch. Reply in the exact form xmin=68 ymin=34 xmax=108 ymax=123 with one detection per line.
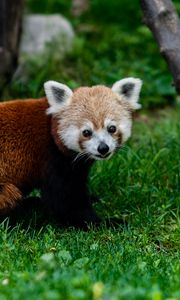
xmin=140 ymin=0 xmax=180 ymax=93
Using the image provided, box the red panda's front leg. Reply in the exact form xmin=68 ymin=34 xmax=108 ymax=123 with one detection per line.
xmin=0 ymin=183 xmax=22 ymax=214
xmin=41 ymin=157 xmax=101 ymax=229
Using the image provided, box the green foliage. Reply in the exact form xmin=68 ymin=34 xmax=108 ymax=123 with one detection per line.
xmin=90 ymin=0 xmax=142 ymax=26
xmin=4 ymin=0 xmax=179 ymax=108
xmin=25 ymin=0 xmax=180 ymax=21
xmin=5 ymin=26 xmax=175 ymax=108
xmin=26 ymin=0 xmax=71 ymax=15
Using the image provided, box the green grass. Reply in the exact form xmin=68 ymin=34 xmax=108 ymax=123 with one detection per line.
xmin=0 ymin=107 xmax=179 ymax=300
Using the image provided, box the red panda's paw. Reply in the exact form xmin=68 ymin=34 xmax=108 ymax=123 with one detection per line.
xmin=59 ymin=208 xmax=101 ymax=230
xmin=0 ymin=183 xmax=22 ymax=214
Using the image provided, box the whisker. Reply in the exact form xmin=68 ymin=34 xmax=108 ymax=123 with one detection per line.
xmin=85 ymin=153 xmax=92 ymax=162
xmin=72 ymin=151 xmax=89 ymax=164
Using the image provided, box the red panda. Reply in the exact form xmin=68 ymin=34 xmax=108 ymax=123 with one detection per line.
xmin=0 ymin=78 xmax=142 ymax=227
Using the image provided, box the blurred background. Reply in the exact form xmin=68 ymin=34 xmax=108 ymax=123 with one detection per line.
xmin=0 ymin=0 xmax=179 ymax=108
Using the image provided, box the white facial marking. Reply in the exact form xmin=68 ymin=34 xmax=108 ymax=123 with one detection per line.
xmin=119 ymin=118 xmax=132 ymax=143
xmin=83 ymin=129 xmax=117 ymax=158
xmin=81 ymin=121 xmax=94 ymax=132
xmin=59 ymin=125 xmax=81 ymax=152
xmin=104 ymin=118 xmax=117 ymax=128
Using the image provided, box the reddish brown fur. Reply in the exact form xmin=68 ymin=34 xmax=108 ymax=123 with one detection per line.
xmin=58 ymin=86 xmax=131 ymax=130
xmin=0 ymin=183 xmax=22 ymax=213
xmin=0 ymin=98 xmax=55 ymax=212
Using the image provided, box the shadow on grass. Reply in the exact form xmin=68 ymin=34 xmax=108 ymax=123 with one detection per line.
xmin=0 ymin=196 xmax=127 ymax=232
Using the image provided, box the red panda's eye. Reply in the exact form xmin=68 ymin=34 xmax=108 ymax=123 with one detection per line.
xmin=108 ymin=125 xmax=116 ymax=134
xmin=82 ymin=129 xmax=92 ymax=138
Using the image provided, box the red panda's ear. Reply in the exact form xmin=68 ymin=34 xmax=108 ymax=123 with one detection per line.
xmin=44 ymin=81 xmax=73 ymax=114
xmin=112 ymin=77 xmax=143 ymax=110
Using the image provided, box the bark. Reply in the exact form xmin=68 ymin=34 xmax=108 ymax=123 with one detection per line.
xmin=140 ymin=0 xmax=180 ymax=93
xmin=0 ymin=0 xmax=24 ymax=88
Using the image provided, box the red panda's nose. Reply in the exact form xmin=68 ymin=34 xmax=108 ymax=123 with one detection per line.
xmin=97 ymin=142 xmax=109 ymax=156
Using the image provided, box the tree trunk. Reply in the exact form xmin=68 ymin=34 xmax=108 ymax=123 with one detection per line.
xmin=0 ymin=0 xmax=24 ymax=88
xmin=140 ymin=0 xmax=180 ymax=93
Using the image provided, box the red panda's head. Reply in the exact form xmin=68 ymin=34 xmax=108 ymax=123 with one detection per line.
xmin=44 ymin=78 xmax=142 ymax=160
